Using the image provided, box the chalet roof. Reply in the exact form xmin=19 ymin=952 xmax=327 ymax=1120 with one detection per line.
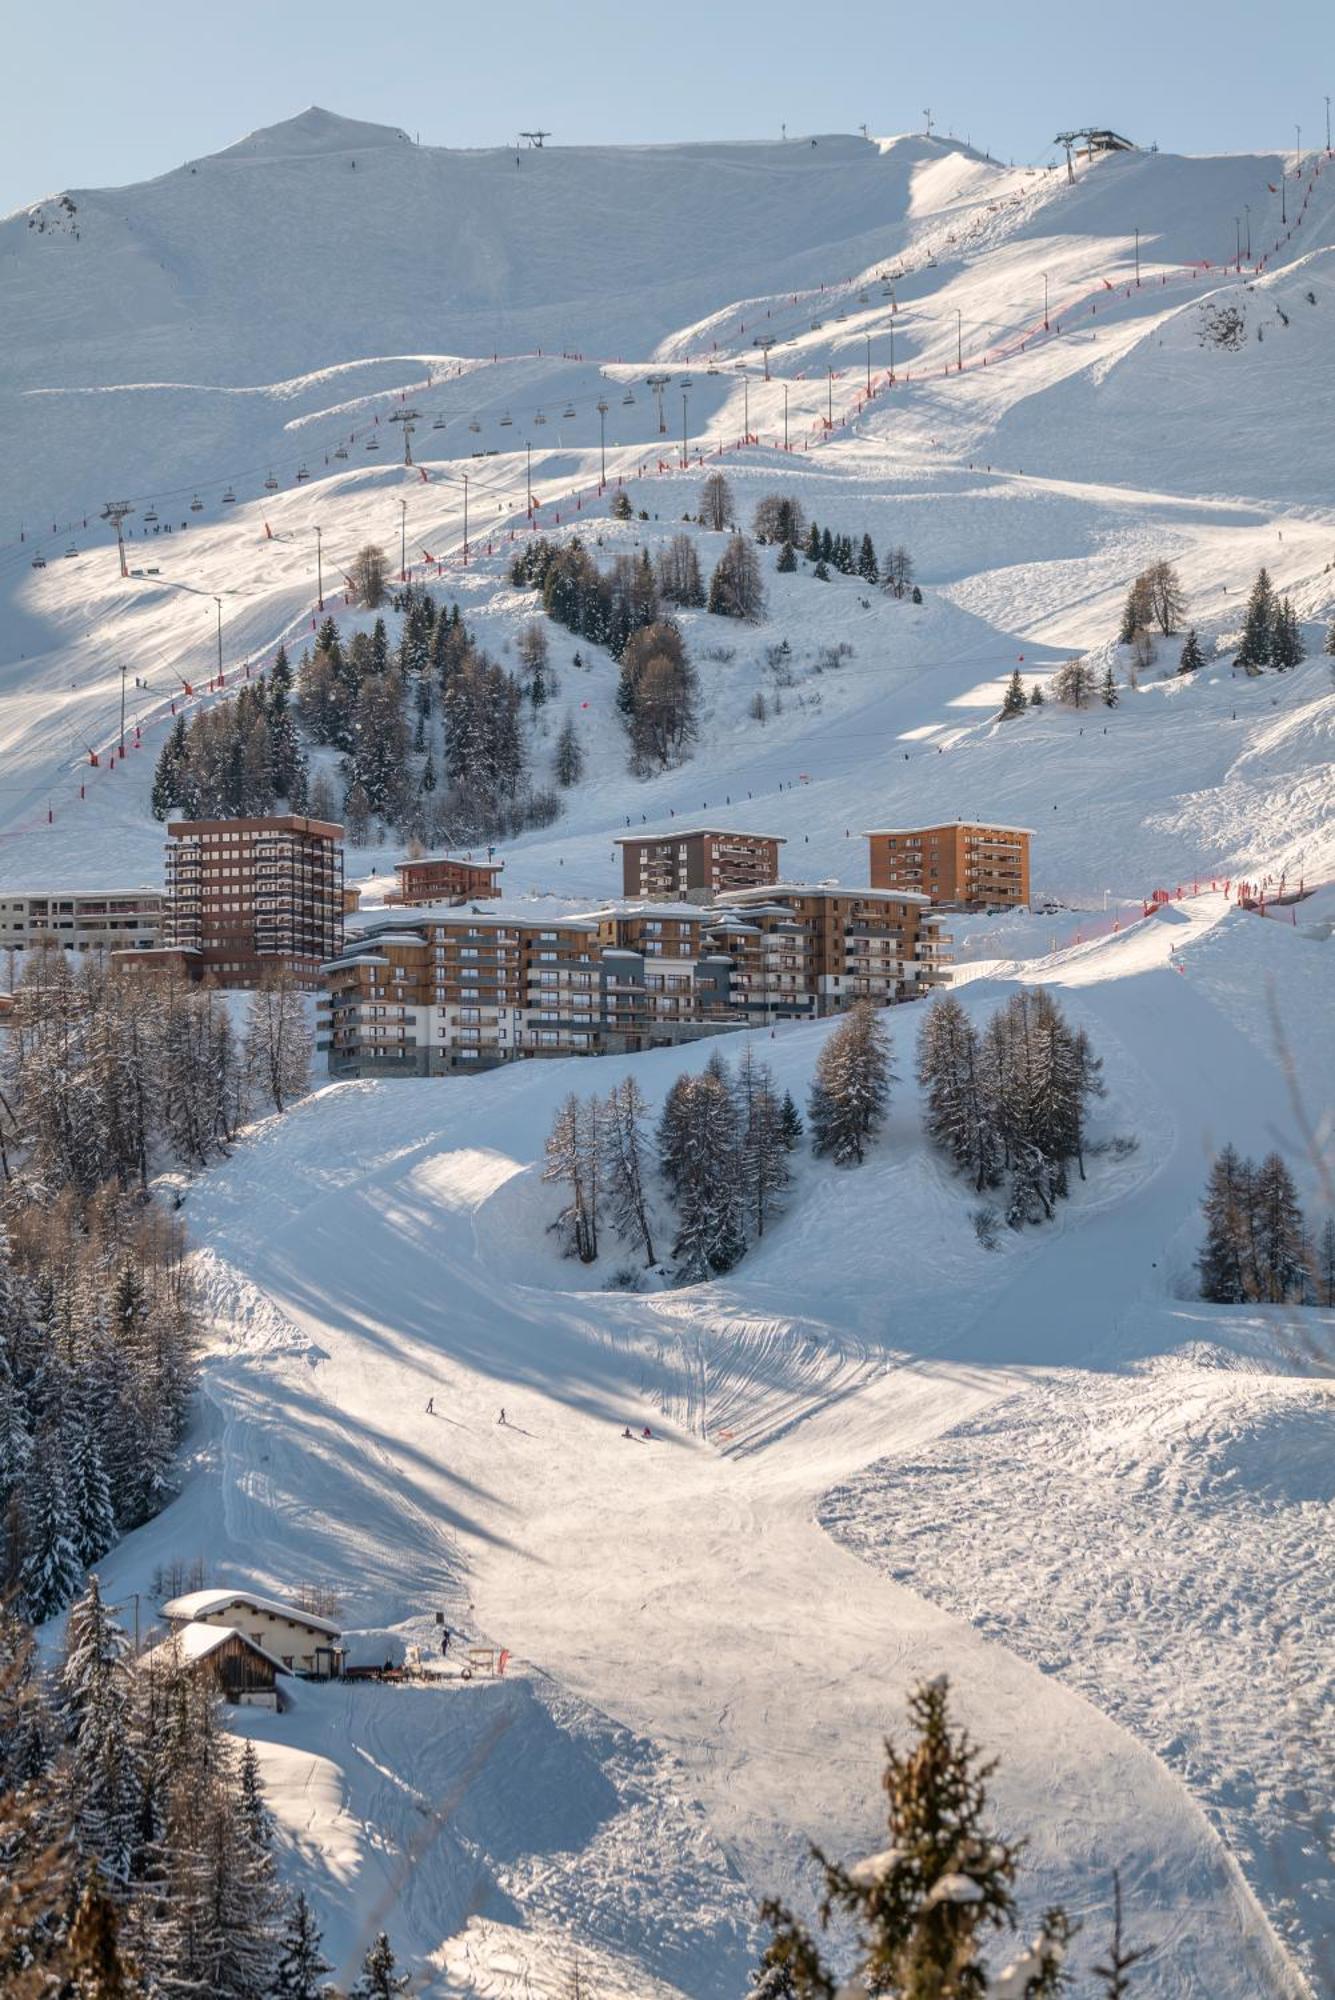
xmin=141 ymin=1622 xmax=291 ymax=1676
xmin=396 ymin=852 xmax=503 ymax=873
xmin=163 ymin=1588 xmax=341 ymax=1637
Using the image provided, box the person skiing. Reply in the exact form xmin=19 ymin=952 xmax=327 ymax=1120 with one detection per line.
xmin=425 ymin=1396 xmax=434 ymax=1415
xmin=622 ymin=1426 xmax=633 ymax=1439
xmin=641 ymin=1426 xmax=652 ymax=1439
xmin=498 ymin=1407 xmax=506 ymax=1425
xmin=440 ymin=1628 xmax=451 ymax=1656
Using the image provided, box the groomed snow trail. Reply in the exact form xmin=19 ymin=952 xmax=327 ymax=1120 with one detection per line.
xmin=98 ymin=898 xmax=1324 ymax=1997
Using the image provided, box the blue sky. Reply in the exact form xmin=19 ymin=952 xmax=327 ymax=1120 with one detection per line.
xmin=5 ymin=0 xmax=1328 ymax=213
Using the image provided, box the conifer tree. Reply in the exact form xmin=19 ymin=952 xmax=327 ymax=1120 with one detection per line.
xmin=1051 ymin=657 xmax=1094 ymax=708
xmin=1197 ymin=1145 xmax=1252 ymax=1302
xmin=778 ymin=1091 xmax=804 ymax=1150
xmin=351 ymin=1931 xmax=411 ymax=1998
xmin=917 ymin=997 xmax=1001 ymax=1193
xmin=1250 ymin=1152 xmax=1307 ymax=1301
xmin=21 ymin=1439 xmax=82 ymax=1623
xmin=1177 ymin=628 xmax=1204 ymax=674
xmin=736 ymin=1049 xmax=791 ymax=1239
xmin=275 ymin=1891 xmax=333 ymax=2000
xmin=602 ymin=1078 xmax=657 ymax=1267
xmin=1234 ymin=567 xmax=1276 ymax=673
xmin=67 ymin=1877 xmax=132 ymax=1999
xmin=554 ymin=715 xmax=584 ymax=788
xmin=808 ymin=1004 xmax=892 ymax=1167
xmin=1101 ymin=664 xmax=1120 ymax=708
xmin=998 ymin=669 xmax=1027 ymax=720
xmin=761 ymin=1678 xmax=1068 ymax=1999
xmin=1028 ymin=682 xmax=1045 ymax=706
xmin=776 ymin=539 xmax=797 ymax=573
xmin=707 ymin=533 xmax=766 ymax=621
xmin=1324 ymin=619 xmax=1335 ymax=658
xmin=856 ymin=534 xmax=879 ymax=583
xmin=60 ymin=1578 xmax=141 ymax=1891
xmin=1270 ymin=597 xmax=1305 ymax=669
xmin=812 ymin=559 xmax=830 ymax=582
xmin=1314 ymin=1215 xmax=1335 ymax=1308
xmin=609 ymin=489 xmax=633 ymax=520
xmin=666 ymin=1071 xmax=745 ymax=1278
xmin=543 ymin=1096 xmax=601 ymax=1263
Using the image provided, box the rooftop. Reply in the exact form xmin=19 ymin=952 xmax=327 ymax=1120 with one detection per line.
xmin=862 ymin=822 xmax=1036 ymax=838
xmin=162 ymin=1587 xmax=341 ymax=1636
xmin=614 ymin=827 xmax=785 ymax=846
xmin=715 ymin=883 xmax=933 ymax=906
xmin=141 ymin=1621 xmax=291 ymax=1675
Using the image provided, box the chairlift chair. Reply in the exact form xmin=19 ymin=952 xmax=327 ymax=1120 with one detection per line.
xmin=334 ymin=445 xmax=349 ymax=460
xmin=467 ymin=419 xmax=481 ymax=434
xmin=499 ymin=411 xmax=514 ymax=427
xmin=432 ymin=415 xmax=447 ymax=429
xmin=64 ymin=543 xmax=78 ymax=557
xmin=264 ymin=472 xmax=279 ymax=492
xmin=811 ymin=318 xmax=825 ymax=330
xmin=222 ymin=487 xmax=237 ymax=503
xmin=365 ymin=437 xmax=380 ymax=452
xmin=533 ymin=409 xmax=547 ymax=425
xmin=621 ymin=389 xmax=635 ymax=405
xmin=190 ymin=494 xmax=204 ymax=510
xmin=143 ymin=505 xmax=159 ymax=523
xmin=31 ymin=554 xmax=46 ymax=569
xmin=295 ymin=464 xmax=310 ymax=482
xmin=562 ymin=401 xmax=576 ymax=417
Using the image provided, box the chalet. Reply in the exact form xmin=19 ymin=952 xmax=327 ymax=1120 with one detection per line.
xmin=162 ymin=1588 xmax=343 ymax=1678
xmin=141 ymin=1621 xmax=290 ymax=1711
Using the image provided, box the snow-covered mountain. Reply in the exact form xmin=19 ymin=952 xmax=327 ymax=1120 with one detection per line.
xmin=5 ymin=110 xmax=1333 ymax=1999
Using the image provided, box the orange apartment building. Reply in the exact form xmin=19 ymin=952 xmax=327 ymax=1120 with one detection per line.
xmin=162 ymin=815 xmax=345 ymax=989
xmin=615 ymin=828 xmax=785 ymax=902
xmin=864 ymin=823 xmax=1032 ymax=909
xmin=384 ymin=852 xmax=504 ymax=907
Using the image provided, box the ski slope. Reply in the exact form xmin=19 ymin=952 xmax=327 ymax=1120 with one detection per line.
xmin=7 ymin=111 xmax=1334 ymax=1996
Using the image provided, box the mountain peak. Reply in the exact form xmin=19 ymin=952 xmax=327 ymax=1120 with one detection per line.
xmin=211 ymin=106 xmax=413 ymax=163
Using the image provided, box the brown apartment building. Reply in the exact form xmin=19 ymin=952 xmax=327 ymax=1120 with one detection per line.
xmin=864 ymin=823 xmax=1032 ymax=909
xmin=164 ymin=816 xmax=344 ymax=989
xmin=385 ymin=853 xmax=504 ymax=907
xmin=615 ymin=828 xmax=785 ymax=902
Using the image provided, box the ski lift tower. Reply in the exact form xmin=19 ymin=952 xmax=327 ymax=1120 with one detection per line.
xmin=646 ymin=372 xmax=672 ymax=436
xmin=519 ymin=131 xmax=550 ymax=148
xmin=101 ymin=500 xmax=135 ymax=579
xmin=752 ymin=336 xmax=775 ymax=381
xmin=389 ymin=408 xmax=421 ymax=466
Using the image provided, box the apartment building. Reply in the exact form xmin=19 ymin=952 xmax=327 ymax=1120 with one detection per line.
xmin=163 ymin=815 xmax=344 ymax=989
xmin=615 ymin=827 xmax=785 ymax=902
xmin=385 ymin=852 xmax=504 ymax=908
xmin=0 ymin=888 xmax=164 ymax=954
xmin=320 ymin=888 xmax=949 ymax=1078
xmin=864 ymin=823 xmax=1032 ymax=909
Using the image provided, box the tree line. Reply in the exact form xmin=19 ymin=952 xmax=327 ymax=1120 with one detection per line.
xmin=0 ymin=1576 xmax=410 ymax=1995
xmin=543 ymin=1051 xmax=802 ymax=1282
xmin=698 ymin=475 xmax=919 ymax=597
xmin=152 ymin=649 xmax=308 ymax=822
xmin=1198 ymin=1145 xmax=1329 ymax=1305
xmin=1115 ymin=558 xmax=1306 ymax=675
xmin=917 ymin=991 xmax=1106 ymax=1231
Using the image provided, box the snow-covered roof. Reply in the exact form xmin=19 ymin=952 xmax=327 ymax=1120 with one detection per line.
xmin=577 ymin=902 xmax=706 ymax=922
xmin=396 ymin=851 xmax=503 ymax=871
xmin=861 ymin=823 xmax=1036 ymax=838
xmin=613 ymin=828 xmax=784 ymax=845
xmin=140 ymin=1621 xmax=291 ymax=1676
xmin=715 ymin=883 xmax=933 ymax=906
xmin=163 ymin=1588 xmax=341 ymax=1636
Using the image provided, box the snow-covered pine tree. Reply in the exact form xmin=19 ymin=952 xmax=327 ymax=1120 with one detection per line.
xmin=998 ymin=669 xmax=1027 ymax=720
xmin=760 ymin=1677 xmax=1067 ymax=1999
xmin=1250 ymin=1152 xmax=1307 ymax=1302
xmin=60 ymin=1576 xmax=142 ymax=1891
xmin=656 ymin=534 xmax=705 ymax=608
xmin=554 ymin=715 xmax=584 ymax=788
xmin=856 ymin=533 xmax=879 ymax=583
xmin=275 ymin=1890 xmax=334 ymax=2000
xmin=707 ymin=533 xmax=765 ymax=621
xmin=67 ymin=1874 xmax=133 ymax=1997
xmin=776 ymin=539 xmax=797 ymax=573
xmin=1270 ymin=597 xmax=1305 ymax=669
xmin=808 ymin=1003 xmax=893 ymax=1167
xmin=21 ymin=1436 xmax=82 ymax=1622
xmin=778 ymin=1091 xmax=803 ymax=1150
xmin=1101 ymin=665 xmax=1120 ymax=707
xmin=1197 ymin=1144 xmax=1253 ymax=1302
xmin=1325 ymin=619 xmax=1335 ymax=658
xmin=1315 ymin=1214 xmax=1335 ymax=1307
xmin=1178 ymin=627 xmax=1205 ymax=674
xmin=1028 ymin=681 xmax=1045 ymax=706
xmin=1234 ymin=567 xmax=1276 ymax=673
xmin=350 ymin=1931 xmax=411 ymax=1998
xmin=916 ymin=996 xmax=1001 ymax=1192
xmin=736 ymin=1049 xmax=791 ymax=1240
xmin=602 ymin=1078 xmax=657 ymax=1267
xmin=63 ymin=1387 xmax=116 ymax=1570
xmin=670 ymin=1072 xmax=745 ymax=1278
xmin=542 ymin=1095 xmax=600 ymax=1263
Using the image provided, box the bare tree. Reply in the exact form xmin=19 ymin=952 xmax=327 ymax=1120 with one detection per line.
xmin=699 ymin=471 xmax=735 ymax=532
xmin=707 ymin=533 xmax=765 ymax=621
xmin=245 ymin=973 xmax=312 ymax=1115
xmin=351 ymin=544 xmax=389 ymax=609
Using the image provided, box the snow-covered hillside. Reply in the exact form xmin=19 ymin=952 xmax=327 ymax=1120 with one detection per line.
xmin=6 ymin=110 xmax=1334 ymax=1998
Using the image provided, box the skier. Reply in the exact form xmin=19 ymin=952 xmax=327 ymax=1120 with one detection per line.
xmin=498 ymin=1407 xmax=506 ymax=1425
xmin=641 ymin=1425 xmax=652 ymax=1439
xmin=622 ymin=1426 xmax=633 ymax=1439
xmin=440 ymin=1628 xmax=451 ymax=1656
xmin=425 ymin=1396 xmax=434 ymax=1415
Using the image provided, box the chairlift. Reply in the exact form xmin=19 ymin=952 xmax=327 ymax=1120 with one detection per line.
xmin=190 ymin=494 xmax=204 ymax=511
xmin=467 ymin=418 xmax=481 ymax=434
xmin=31 ymin=554 xmax=46 ymax=569
xmin=264 ymin=471 xmax=279 ymax=492
xmin=295 ymin=464 xmax=310 ymax=482
xmin=562 ymin=401 xmax=576 ymax=417
xmin=811 ymin=318 xmax=825 ymax=329
xmin=533 ymin=409 xmax=547 ymax=425
xmin=835 ymin=312 xmax=848 ymax=322
xmin=432 ymin=415 xmax=447 ymax=429
xmin=857 ymin=290 xmax=869 ymax=304
xmin=143 ymin=505 xmax=159 ymax=524
xmin=222 ymin=487 xmax=237 ymax=504
xmin=64 ymin=543 xmax=78 ymax=558
xmin=334 ymin=445 xmax=349 ymax=460
xmin=499 ymin=410 xmax=514 ymax=427
xmin=365 ymin=437 xmax=380 ymax=452
xmin=621 ymin=389 xmax=635 ymax=406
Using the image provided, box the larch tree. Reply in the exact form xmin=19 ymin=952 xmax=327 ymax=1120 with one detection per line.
xmin=699 ymin=471 xmax=736 ymax=531
xmin=707 ymin=533 xmax=766 ymax=621
xmin=808 ymin=1003 xmax=893 ymax=1168
xmin=602 ymin=1078 xmax=657 ymax=1268
xmin=245 ymin=973 xmax=312 ymax=1116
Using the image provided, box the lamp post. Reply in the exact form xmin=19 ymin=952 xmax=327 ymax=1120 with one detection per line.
xmin=889 ymin=318 xmax=895 ymax=383
xmin=1043 ymin=272 xmax=1050 ymax=330
xmin=314 ymin=524 xmax=324 ymax=610
xmin=211 ymin=597 xmax=223 ymax=683
xmin=955 ymin=308 xmax=962 ymax=372
xmin=1235 ymin=216 xmax=1242 ymax=271
xmin=681 ymin=385 xmax=690 ymax=466
xmin=739 ymin=369 xmax=750 ymax=441
xmin=461 ymin=470 xmax=470 ymax=566
xmin=596 ymin=396 xmax=609 ymax=484
xmin=398 ymin=497 xmax=407 ymax=583
xmin=1245 ymin=204 xmax=1251 ymax=260
xmin=525 ymin=441 xmax=533 ymax=517
xmin=783 ymin=381 xmax=789 ymax=450
xmin=826 ymin=367 xmax=834 ymax=429
xmin=864 ymin=331 xmax=872 ymax=395
xmin=119 ymin=663 xmax=128 ymax=756
xmin=1326 ymin=95 xmax=1331 ymax=153
xmin=1134 ymin=227 xmax=1141 ymax=286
